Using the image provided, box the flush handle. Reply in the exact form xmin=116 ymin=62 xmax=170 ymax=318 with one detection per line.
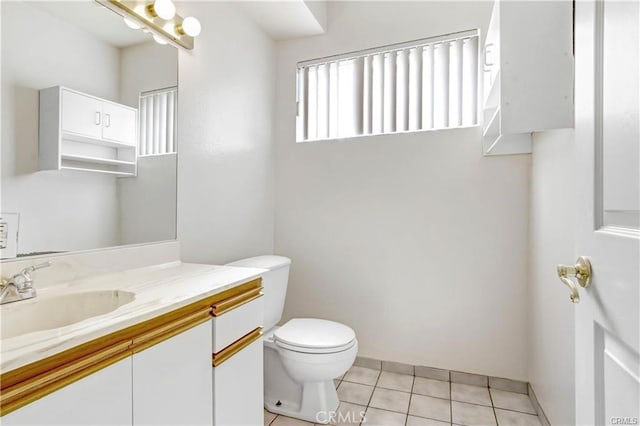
xmin=557 ymin=256 xmax=592 ymax=303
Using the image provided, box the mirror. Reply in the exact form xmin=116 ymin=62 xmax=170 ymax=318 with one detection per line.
xmin=1 ymin=1 xmax=178 ymax=259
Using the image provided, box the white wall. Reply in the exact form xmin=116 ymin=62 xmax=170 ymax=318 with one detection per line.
xmin=118 ymin=42 xmax=178 ymax=245
xmin=0 ymin=1 xmax=121 ymax=255
xmin=177 ymin=2 xmax=276 ymax=264
xmin=528 ymin=130 xmax=575 ymax=425
xmin=274 ymin=1 xmax=531 ymax=380
xmin=119 ymin=41 xmax=178 ymax=108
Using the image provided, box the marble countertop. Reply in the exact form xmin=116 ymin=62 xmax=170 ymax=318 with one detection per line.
xmin=0 ymin=261 xmax=266 ymax=374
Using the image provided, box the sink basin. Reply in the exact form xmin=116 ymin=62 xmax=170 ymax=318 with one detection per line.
xmin=0 ymin=290 xmax=135 ymax=339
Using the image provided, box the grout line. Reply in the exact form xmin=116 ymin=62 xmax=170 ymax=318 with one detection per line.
xmin=359 ymin=368 xmax=383 ymax=426
xmin=449 ymin=379 xmax=453 ymax=425
xmin=488 ymin=385 xmax=498 ymax=426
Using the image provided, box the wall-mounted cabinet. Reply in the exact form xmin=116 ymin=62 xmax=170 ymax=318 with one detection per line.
xmin=39 ymin=87 xmax=138 ymax=176
xmin=482 ymin=0 xmax=573 ymax=156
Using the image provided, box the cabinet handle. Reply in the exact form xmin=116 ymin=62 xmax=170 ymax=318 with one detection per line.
xmin=105 ymin=114 xmax=111 ymax=128
xmin=95 ymin=111 xmax=101 ymax=125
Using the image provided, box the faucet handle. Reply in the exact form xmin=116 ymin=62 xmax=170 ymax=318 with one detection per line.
xmin=20 ymin=262 xmax=51 ymax=275
xmin=21 ymin=262 xmax=52 ymax=275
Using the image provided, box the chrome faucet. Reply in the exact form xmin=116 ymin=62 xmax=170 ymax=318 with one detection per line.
xmin=0 ymin=262 xmax=52 ymax=305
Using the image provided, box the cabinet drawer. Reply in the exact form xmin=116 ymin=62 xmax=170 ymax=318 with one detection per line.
xmin=212 ymin=297 xmax=263 ymax=353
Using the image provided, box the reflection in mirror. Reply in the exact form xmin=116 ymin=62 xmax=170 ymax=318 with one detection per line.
xmin=601 ymin=0 xmax=639 ymax=230
xmin=0 ymin=1 xmax=178 ymax=259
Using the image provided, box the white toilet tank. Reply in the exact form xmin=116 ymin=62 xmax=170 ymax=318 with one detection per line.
xmin=226 ymin=255 xmax=291 ymax=331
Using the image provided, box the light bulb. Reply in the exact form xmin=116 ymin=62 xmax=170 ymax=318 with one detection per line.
xmin=153 ymin=34 xmax=168 ymax=45
xmin=123 ymin=17 xmax=141 ymax=30
xmin=153 ymin=0 xmax=175 ymax=20
xmin=181 ymin=17 xmax=201 ymax=37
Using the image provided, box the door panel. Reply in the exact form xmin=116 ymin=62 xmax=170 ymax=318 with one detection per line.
xmin=102 ymin=102 xmax=137 ymax=145
xmin=574 ymin=1 xmax=640 ymax=425
xmin=61 ymin=90 xmax=102 ymax=139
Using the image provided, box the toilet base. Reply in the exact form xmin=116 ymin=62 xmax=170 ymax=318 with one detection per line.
xmin=265 ymin=333 xmax=344 ymax=424
xmin=265 ymin=380 xmax=339 ymax=424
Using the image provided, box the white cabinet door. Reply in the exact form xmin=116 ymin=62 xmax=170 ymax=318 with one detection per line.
xmin=61 ymin=89 xmax=103 ymax=139
xmin=1 ymin=358 xmax=132 ymax=426
xmin=132 ymin=321 xmax=213 ymax=426
xmin=213 ymin=338 xmax=263 ymax=426
xmin=102 ymin=102 xmax=137 ymax=146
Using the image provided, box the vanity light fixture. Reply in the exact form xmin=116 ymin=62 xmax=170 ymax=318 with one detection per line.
xmin=176 ymin=16 xmax=201 ymax=37
xmin=153 ymin=34 xmax=168 ymax=45
xmin=146 ymin=0 xmax=175 ymax=20
xmin=123 ymin=17 xmax=141 ymax=29
xmin=96 ymin=0 xmax=200 ymax=50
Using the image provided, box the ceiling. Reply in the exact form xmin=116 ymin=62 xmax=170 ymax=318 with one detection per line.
xmin=30 ymin=1 xmax=150 ymax=48
xmin=238 ymin=0 xmax=327 ymax=41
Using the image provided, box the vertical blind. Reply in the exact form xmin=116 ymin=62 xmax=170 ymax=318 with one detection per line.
xmin=139 ymin=87 xmax=177 ymax=156
xmin=296 ymin=30 xmax=479 ymax=142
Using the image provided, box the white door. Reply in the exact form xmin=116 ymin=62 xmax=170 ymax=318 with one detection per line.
xmin=102 ymin=102 xmax=137 ymax=145
xmin=132 ymin=321 xmax=213 ymax=426
xmin=573 ymin=1 xmax=640 ymax=425
xmin=1 ymin=358 xmax=132 ymax=426
xmin=61 ymin=89 xmax=103 ymax=139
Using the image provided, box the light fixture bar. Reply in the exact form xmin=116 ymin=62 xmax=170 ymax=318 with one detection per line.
xmin=95 ymin=0 xmax=194 ymax=50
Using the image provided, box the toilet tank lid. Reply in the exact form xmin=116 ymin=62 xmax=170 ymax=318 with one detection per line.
xmin=226 ymin=255 xmax=291 ymax=270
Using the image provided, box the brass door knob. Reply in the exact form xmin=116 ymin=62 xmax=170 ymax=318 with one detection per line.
xmin=557 ymin=256 xmax=592 ymax=303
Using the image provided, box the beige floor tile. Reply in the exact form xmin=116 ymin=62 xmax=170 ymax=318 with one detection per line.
xmin=271 ymin=415 xmax=315 ymax=426
xmin=337 ymin=381 xmax=374 ymax=405
xmin=490 ymin=389 xmax=536 ymax=414
xmin=407 ymin=415 xmax=451 ymax=426
xmin=495 ymin=409 xmax=541 ymax=426
xmin=342 ymin=366 xmax=380 ymax=386
xmin=363 ymin=407 xmax=407 ymax=426
xmin=451 ymin=383 xmax=492 ymax=406
xmin=451 ymin=401 xmax=496 ymax=426
xmin=265 ymin=409 xmax=278 ymax=426
xmin=326 ymin=402 xmax=366 ymax=425
xmin=413 ymin=377 xmax=450 ymax=399
xmin=409 ymin=394 xmax=452 ymax=423
xmin=377 ymin=371 xmax=414 ymax=392
xmin=369 ymin=387 xmax=411 ymax=413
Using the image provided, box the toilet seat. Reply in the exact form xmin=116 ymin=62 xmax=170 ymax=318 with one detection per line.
xmin=274 ymin=318 xmax=356 ymax=354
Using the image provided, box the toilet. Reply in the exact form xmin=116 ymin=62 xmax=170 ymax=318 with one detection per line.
xmin=227 ymin=256 xmax=358 ymax=424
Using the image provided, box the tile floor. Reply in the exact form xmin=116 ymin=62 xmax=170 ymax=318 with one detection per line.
xmin=264 ymin=366 xmax=542 ymax=426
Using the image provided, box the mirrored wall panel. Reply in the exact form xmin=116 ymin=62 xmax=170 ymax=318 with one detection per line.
xmin=1 ymin=1 xmax=178 ymax=259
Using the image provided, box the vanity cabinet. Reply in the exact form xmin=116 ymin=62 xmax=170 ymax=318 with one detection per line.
xmin=1 ymin=358 xmax=133 ymax=426
xmin=482 ymin=0 xmax=573 ymax=155
xmin=132 ymin=321 xmax=213 ymax=425
xmin=40 ymin=86 xmax=138 ymax=176
xmin=0 ymin=278 xmax=264 ymax=426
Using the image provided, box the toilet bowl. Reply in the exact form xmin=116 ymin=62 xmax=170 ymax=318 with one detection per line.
xmin=226 ymin=256 xmax=358 ymax=424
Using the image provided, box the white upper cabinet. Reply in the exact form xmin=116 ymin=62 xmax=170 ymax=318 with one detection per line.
xmin=482 ymin=0 xmax=574 ymax=155
xmin=40 ymin=86 xmax=138 ymax=176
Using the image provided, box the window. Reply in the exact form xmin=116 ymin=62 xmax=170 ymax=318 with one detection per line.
xmin=296 ymin=30 xmax=479 ymax=142
xmin=138 ymin=86 xmax=177 ymax=155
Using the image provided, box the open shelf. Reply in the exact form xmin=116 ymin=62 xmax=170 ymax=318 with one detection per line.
xmin=61 ymin=153 xmax=136 ymax=167
xmin=60 ymin=166 xmax=136 ymax=177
